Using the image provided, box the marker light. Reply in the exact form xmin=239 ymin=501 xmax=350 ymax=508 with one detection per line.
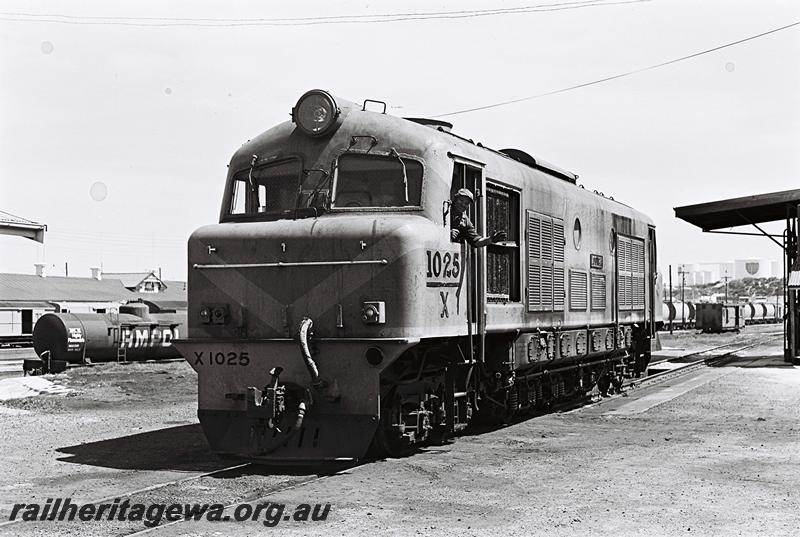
xmin=200 ymin=303 xmax=229 ymax=325
xmin=362 ymin=305 xmax=378 ymax=323
xmin=361 ymin=301 xmax=385 ymax=325
xmin=292 ymin=90 xmax=340 ymax=137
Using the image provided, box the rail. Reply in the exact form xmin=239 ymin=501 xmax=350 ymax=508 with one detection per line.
xmin=0 ymin=462 xmax=251 ymax=530
xmin=626 ymin=333 xmax=782 ymax=391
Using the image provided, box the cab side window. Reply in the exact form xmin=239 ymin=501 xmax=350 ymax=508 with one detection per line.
xmin=486 ymin=183 xmax=520 ymax=302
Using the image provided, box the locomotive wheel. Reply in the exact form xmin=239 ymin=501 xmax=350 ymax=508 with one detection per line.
xmin=611 ymin=374 xmax=624 ymax=392
xmin=373 ymin=422 xmax=416 ymax=458
xmin=370 ymin=389 xmax=417 ymax=459
xmin=597 ymin=373 xmax=611 ymax=395
xmin=472 ymin=390 xmax=515 ymax=427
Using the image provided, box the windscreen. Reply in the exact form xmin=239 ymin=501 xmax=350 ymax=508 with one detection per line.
xmin=228 ymin=159 xmax=306 ymax=217
xmin=334 ymin=154 xmax=422 ymax=208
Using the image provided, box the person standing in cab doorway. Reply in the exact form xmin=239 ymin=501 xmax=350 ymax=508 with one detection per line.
xmin=450 ymin=188 xmax=506 ymax=247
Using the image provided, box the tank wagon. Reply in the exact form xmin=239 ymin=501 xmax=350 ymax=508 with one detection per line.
xmin=661 ymin=299 xmax=782 ymax=330
xmin=762 ymin=302 xmax=779 ymax=322
xmin=33 ymin=302 xmax=185 ymax=364
xmin=175 ymin=90 xmax=659 ymax=462
xmin=750 ymin=301 xmax=784 ymax=324
xmin=661 ymin=301 xmax=696 ymax=329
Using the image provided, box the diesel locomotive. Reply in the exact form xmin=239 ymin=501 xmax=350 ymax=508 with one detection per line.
xmin=176 ymin=90 xmax=659 ymax=462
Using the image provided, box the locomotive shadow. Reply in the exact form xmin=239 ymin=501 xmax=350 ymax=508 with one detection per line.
xmin=55 ymin=424 xmax=364 ymax=476
xmin=56 ymin=424 xmax=229 ymax=472
xmin=454 ymin=396 xmax=595 ymax=440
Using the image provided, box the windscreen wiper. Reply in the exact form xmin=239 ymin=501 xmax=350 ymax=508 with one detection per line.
xmin=390 ymin=148 xmax=409 ymax=204
xmin=303 ymin=168 xmax=331 ymax=211
xmin=247 ymin=154 xmax=258 ymax=190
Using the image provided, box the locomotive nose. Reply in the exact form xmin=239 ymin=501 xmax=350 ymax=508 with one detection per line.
xmin=186 ymin=215 xmax=433 ymax=341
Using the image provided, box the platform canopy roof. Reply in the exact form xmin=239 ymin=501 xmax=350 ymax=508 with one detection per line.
xmin=674 ymin=189 xmax=800 ymax=231
xmin=0 ymin=210 xmax=46 ymax=243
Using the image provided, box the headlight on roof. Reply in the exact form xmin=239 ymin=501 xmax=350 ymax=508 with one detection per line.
xmin=292 ymin=89 xmax=341 ymax=137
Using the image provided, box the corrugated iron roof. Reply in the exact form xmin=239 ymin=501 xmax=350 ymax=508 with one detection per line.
xmin=163 ymin=280 xmax=187 ymax=291
xmin=139 ymin=299 xmax=187 ymax=312
xmin=0 ymin=210 xmax=42 ymax=226
xmin=130 ymin=281 xmax=187 ymax=306
xmin=789 ymin=270 xmax=800 ymax=289
xmin=0 ymin=300 xmax=56 ymax=309
xmin=0 ymin=273 xmax=133 ymax=302
xmin=101 ymin=272 xmax=157 ymax=288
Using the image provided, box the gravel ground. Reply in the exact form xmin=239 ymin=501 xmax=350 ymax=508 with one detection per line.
xmin=0 ymin=362 xmax=218 ymax=518
xmin=1 ymin=326 xmax=797 ymax=536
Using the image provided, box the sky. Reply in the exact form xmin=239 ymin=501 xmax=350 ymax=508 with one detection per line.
xmin=1 ymin=0 xmax=798 ymax=281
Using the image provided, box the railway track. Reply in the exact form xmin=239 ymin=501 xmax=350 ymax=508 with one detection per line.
xmin=0 ymin=357 xmax=187 ymax=377
xmin=122 ymin=468 xmax=343 ymax=537
xmin=0 ymin=457 xmax=353 ymax=535
xmin=65 ymin=358 xmax=187 ymax=369
xmin=616 ymin=332 xmax=782 ymax=398
xmin=0 ymin=462 xmax=246 ymax=530
xmin=646 ymin=334 xmax=779 ymax=368
xmin=557 ymin=333 xmax=783 ymax=417
xmin=0 ymin=459 xmax=347 ymax=534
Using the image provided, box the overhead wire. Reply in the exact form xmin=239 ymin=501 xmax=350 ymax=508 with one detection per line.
xmin=433 ymin=19 xmax=800 ymax=117
xmin=0 ymin=0 xmax=648 ymax=27
xmin=48 ymin=232 xmax=186 ymax=246
xmin=47 ymin=231 xmax=187 ymax=249
xmin=50 ymin=228 xmax=187 ymax=241
xmin=0 ymin=1 xmax=637 ymax=22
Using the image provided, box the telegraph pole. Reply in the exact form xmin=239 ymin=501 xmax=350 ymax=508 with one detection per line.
xmin=723 ymin=270 xmax=731 ymax=304
xmin=677 ymin=266 xmax=687 ymax=326
xmin=669 ymin=264 xmax=673 ymax=333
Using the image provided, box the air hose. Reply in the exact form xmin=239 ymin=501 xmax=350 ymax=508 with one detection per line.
xmin=257 ymin=388 xmax=313 ymax=456
xmin=298 ymin=317 xmax=321 ymax=386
